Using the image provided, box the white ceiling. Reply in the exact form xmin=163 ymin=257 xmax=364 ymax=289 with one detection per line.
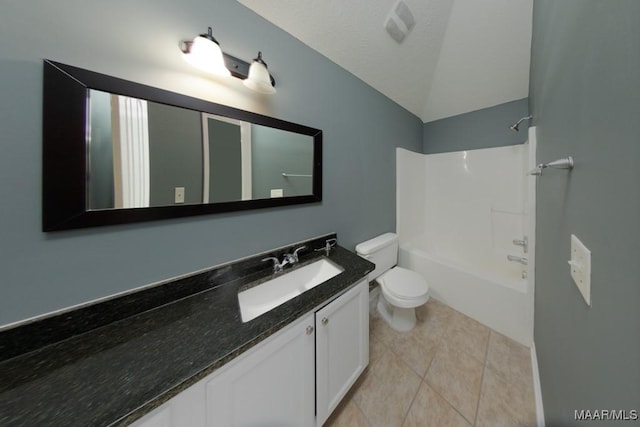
xmin=237 ymin=0 xmax=533 ymax=123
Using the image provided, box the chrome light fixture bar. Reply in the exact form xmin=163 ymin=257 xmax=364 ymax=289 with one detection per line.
xmin=181 ymin=27 xmax=276 ymax=94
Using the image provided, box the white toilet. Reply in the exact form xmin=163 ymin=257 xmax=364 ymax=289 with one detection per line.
xmin=356 ymin=233 xmax=429 ymax=332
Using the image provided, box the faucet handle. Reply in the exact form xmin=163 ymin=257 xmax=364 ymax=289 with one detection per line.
xmin=262 ymin=256 xmax=284 ymax=273
xmin=315 ymin=238 xmax=337 ymax=256
xmin=292 ymin=246 xmax=306 ymax=262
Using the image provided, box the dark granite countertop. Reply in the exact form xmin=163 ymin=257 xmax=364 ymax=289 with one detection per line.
xmin=0 ymin=234 xmax=374 ymax=426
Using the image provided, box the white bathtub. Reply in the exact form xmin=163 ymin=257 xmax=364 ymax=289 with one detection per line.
xmin=395 ymin=145 xmax=534 ymax=346
xmin=399 ymin=237 xmax=532 ymax=346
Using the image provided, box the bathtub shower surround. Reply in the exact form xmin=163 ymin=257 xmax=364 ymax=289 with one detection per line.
xmin=396 ymin=145 xmax=533 ymax=346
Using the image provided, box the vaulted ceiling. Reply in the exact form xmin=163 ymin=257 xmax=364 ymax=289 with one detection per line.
xmin=237 ymin=0 xmax=533 ymax=123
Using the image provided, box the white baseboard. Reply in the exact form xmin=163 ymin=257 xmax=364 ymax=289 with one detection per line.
xmin=530 ymin=341 xmax=545 ymax=427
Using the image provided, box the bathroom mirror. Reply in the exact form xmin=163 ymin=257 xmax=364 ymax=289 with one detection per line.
xmin=42 ymin=60 xmax=322 ymax=231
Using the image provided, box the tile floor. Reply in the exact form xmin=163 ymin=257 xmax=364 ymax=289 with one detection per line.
xmin=325 ymin=298 xmax=537 ymax=427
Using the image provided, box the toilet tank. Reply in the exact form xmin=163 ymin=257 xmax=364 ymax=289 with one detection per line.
xmin=355 ymin=233 xmax=399 ymax=281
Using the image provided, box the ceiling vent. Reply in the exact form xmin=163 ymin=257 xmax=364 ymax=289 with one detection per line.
xmin=384 ymin=0 xmax=416 ymax=43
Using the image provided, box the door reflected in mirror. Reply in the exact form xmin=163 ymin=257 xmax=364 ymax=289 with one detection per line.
xmin=88 ymin=90 xmax=314 ymax=211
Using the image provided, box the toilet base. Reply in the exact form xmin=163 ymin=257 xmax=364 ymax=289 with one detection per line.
xmin=377 ymin=296 xmax=418 ymax=332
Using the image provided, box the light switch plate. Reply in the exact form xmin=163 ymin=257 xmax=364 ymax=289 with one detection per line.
xmin=570 ymin=234 xmax=591 ymax=306
xmin=174 ymin=187 xmax=185 ymax=204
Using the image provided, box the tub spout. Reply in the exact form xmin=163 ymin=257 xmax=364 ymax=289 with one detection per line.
xmin=507 ymin=255 xmax=528 ymax=265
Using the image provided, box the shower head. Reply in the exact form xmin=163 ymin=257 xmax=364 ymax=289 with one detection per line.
xmin=509 ymin=115 xmax=533 ymax=132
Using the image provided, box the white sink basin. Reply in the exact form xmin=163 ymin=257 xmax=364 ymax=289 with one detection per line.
xmin=238 ymin=258 xmax=344 ymax=322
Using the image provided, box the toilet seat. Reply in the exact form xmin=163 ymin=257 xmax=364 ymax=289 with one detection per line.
xmin=378 ymin=267 xmax=429 ymax=308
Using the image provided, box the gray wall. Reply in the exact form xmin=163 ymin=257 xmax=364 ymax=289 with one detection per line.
xmin=251 ymin=126 xmax=314 ymax=199
xmin=423 ymin=98 xmax=529 ymax=154
xmin=0 ymin=0 xmax=422 ymax=325
xmin=148 ymin=102 xmax=203 ymax=206
xmin=530 ymin=1 xmax=640 ymax=424
xmin=208 ymin=118 xmax=242 ymax=203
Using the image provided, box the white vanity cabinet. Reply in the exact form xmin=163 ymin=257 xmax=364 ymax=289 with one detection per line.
xmin=315 ymin=278 xmax=369 ymax=426
xmin=130 ymin=279 xmax=369 ymax=427
xmin=129 ymin=379 xmax=206 ymax=427
xmin=206 ymin=312 xmax=316 ymax=427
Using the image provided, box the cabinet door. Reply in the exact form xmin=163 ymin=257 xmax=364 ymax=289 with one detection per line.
xmin=129 ymin=379 xmax=206 ymax=427
xmin=206 ymin=313 xmax=315 ymax=427
xmin=129 ymin=405 xmax=172 ymax=427
xmin=315 ymin=279 xmax=369 ymax=426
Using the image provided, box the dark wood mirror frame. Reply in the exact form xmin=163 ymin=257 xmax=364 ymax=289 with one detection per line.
xmin=42 ymin=60 xmax=322 ymax=231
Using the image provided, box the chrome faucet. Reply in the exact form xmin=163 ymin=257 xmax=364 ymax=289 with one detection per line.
xmin=283 ymin=245 xmax=306 ymax=264
xmin=507 ymin=255 xmax=528 ymax=265
xmin=262 ymin=246 xmax=306 ymax=273
xmin=315 ymin=238 xmax=337 ymax=256
xmin=261 ymin=256 xmax=289 ymax=273
xmin=291 ymin=246 xmax=306 ymax=262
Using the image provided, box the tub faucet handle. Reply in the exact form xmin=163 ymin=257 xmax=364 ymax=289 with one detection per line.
xmin=512 ymin=236 xmax=528 ymax=253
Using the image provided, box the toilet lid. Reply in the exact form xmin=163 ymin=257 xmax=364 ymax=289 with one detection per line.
xmin=378 ymin=267 xmax=429 ymax=300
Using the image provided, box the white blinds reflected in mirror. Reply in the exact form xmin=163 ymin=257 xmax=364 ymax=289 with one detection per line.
xmin=113 ymin=95 xmax=150 ymax=208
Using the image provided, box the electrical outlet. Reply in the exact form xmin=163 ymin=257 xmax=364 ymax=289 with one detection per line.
xmin=569 ymin=234 xmax=591 ymax=306
xmin=174 ymin=187 xmax=185 ymax=204
xmin=270 ymin=189 xmax=283 ymax=198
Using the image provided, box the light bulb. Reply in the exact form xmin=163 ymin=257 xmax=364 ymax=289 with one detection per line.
xmin=183 ymin=29 xmax=230 ymax=77
xmin=243 ymin=52 xmax=275 ymax=94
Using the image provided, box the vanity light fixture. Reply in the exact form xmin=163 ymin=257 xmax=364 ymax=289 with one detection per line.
xmin=182 ymin=27 xmax=231 ymax=77
xmin=243 ymin=52 xmax=276 ymax=94
xmin=181 ymin=27 xmax=276 ymax=94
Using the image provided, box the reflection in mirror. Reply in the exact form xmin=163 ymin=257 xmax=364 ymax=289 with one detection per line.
xmin=203 ymin=114 xmax=314 ymax=203
xmin=87 ymin=90 xmax=314 ymax=211
xmin=43 ymin=59 xmax=321 ymax=231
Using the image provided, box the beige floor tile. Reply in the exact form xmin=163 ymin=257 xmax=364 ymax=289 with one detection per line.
xmin=416 ymin=299 xmax=454 ymax=334
xmin=348 ymin=299 xmax=536 ymax=427
xmin=486 ymin=331 xmax=532 ymax=384
xmin=425 ymin=343 xmax=484 ymax=424
xmin=476 ymin=365 xmax=536 ymax=427
xmin=324 ymin=399 xmax=369 ymax=427
xmin=355 ymin=345 xmax=422 ymax=427
xmin=403 ymin=383 xmax=471 ymax=427
xmin=443 ymin=310 xmax=490 ymax=363
xmin=391 ymin=330 xmax=439 ymax=378
xmin=354 ymin=342 xmax=398 ymax=405
xmin=475 ymin=406 xmax=524 ymax=427
xmin=401 ymin=302 xmax=449 ymax=354
xmin=369 ymin=335 xmax=388 ymax=366
xmin=370 ymin=311 xmax=399 ymax=346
